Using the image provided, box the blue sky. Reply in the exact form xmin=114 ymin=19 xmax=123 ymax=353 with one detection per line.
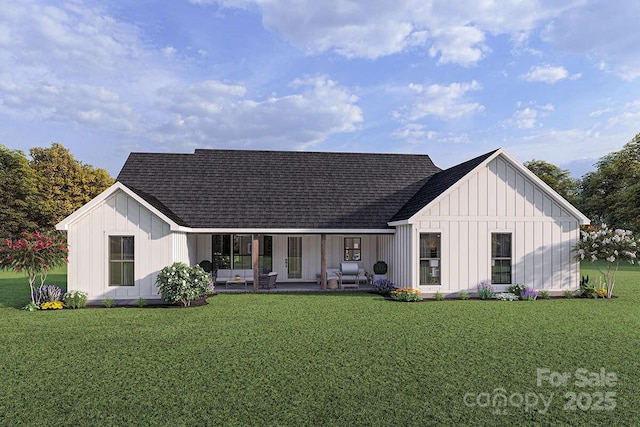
xmin=2 ymin=0 xmax=640 ymax=177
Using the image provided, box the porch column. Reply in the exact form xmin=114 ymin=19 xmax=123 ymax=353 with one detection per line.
xmin=252 ymin=234 xmax=259 ymax=291
xmin=320 ymin=234 xmax=327 ymax=290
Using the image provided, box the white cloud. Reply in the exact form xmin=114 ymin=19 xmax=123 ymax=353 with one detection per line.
xmin=151 ymin=76 xmax=363 ymax=148
xmin=400 ymin=80 xmax=484 ymax=121
xmin=541 ymin=2 xmax=640 ymax=80
xmin=191 ymin=0 xmax=581 ymax=65
xmin=502 ymin=103 xmax=555 ymax=129
xmin=513 ymin=108 xmax=538 ymax=129
xmin=392 ymin=124 xmax=437 ymax=143
xmin=0 ymin=1 xmax=362 ymax=152
xmin=521 ymin=65 xmax=581 ymax=83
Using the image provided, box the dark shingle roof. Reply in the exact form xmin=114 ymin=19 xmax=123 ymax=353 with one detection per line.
xmin=391 ymin=149 xmax=499 ymax=222
xmin=116 ymin=149 xmax=444 ymax=229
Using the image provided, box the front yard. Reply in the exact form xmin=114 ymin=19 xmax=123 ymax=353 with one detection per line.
xmin=1 ymin=263 xmax=639 ymax=426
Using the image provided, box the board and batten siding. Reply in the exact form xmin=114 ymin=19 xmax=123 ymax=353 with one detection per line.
xmin=405 ymin=155 xmax=581 ymax=292
xmin=66 ymin=189 xmax=172 ymax=300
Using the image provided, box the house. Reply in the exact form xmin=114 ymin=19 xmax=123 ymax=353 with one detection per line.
xmin=56 ymin=148 xmax=590 ymax=300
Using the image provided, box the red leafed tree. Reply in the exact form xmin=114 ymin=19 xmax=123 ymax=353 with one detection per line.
xmin=0 ymin=231 xmax=68 ymax=304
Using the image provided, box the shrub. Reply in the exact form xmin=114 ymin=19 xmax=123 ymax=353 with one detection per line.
xmin=41 ymin=301 xmax=64 ymax=310
xmin=63 ymin=290 xmax=88 ymax=309
xmin=32 ymin=285 xmax=63 ymax=305
xmin=457 ymin=291 xmax=470 ymax=300
xmin=135 ymin=297 xmax=147 ymax=308
xmin=563 ymin=290 xmax=575 ymax=299
xmin=434 ymin=291 xmax=445 ymax=301
xmin=155 ymin=262 xmax=212 ymax=307
xmin=22 ymin=302 xmax=39 ymax=312
xmin=574 ymin=225 xmax=638 ymax=298
xmin=103 ymin=298 xmax=116 ymax=308
xmin=538 ymin=290 xmax=551 ymax=299
xmin=507 ymin=284 xmax=526 ymax=297
xmin=390 ymin=287 xmax=423 ymax=302
xmin=578 ymin=276 xmax=597 ymax=298
xmin=520 ymin=288 xmax=538 ymax=301
xmin=495 ymin=292 xmax=519 ymax=301
xmin=372 ymin=279 xmax=396 ymax=295
xmin=476 ymin=282 xmax=495 ymax=300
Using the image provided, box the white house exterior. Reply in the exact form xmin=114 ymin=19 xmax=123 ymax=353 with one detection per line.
xmin=56 ymin=148 xmax=589 ymax=300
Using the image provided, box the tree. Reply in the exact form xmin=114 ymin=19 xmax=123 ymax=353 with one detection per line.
xmin=579 ymin=134 xmax=640 ymax=232
xmin=29 ymin=143 xmax=114 ymax=228
xmin=0 ymin=145 xmax=47 ymax=238
xmin=524 ymin=159 xmax=579 ymax=204
xmin=0 ymin=231 xmax=69 ymax=306
xmin=573 ymin=225 xmax=638 ymax=298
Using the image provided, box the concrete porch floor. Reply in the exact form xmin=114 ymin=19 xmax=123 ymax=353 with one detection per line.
xmin=214 ymin=282 xmax=375 ymax=293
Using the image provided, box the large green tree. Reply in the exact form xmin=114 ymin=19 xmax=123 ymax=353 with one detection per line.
xmin=29 ymin=143 xmax=114 ymax=228
xmin=580 ymin=133 xmax=640 ymax=232
xmin=524 ymin=159 xmax=579 ymax=204
xmin=0 ymin=145 xmax=46 ymax=238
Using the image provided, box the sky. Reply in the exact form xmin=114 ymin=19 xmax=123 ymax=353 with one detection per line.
xmin=1 ymin=0 xmax=640 ymax=178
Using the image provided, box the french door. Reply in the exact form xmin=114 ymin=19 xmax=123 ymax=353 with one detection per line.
xmin=287 ymin=237 xmax=302 ymax=279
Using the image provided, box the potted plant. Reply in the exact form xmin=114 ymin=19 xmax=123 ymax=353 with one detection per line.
xmin=373 ymin=260 xmax=388 ymax=283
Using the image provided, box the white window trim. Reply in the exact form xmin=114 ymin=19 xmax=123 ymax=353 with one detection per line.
xmin=489 ymin=230 xmax=514 ymax=286
xmin=105 ymin=232 xmax=137 ymax=287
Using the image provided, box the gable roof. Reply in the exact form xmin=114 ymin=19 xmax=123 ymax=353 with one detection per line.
xmin=391 ymin=149 xmax=499 ymax=222
xmin=389 ymin=148 xmax=590 ymax=225
xmin=115 ymin=149 xmax=442 ymax=230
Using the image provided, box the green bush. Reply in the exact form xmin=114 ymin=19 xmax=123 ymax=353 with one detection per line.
xmin=476 ymin=282 xmax=495 ymax=300
xmin=434 ymin=291 xmax=445 ymax=301
xmin=63 ymin=290 xmax=88 ymax=309
xmin=538 ymin=290 xmax=551 ymax=299
xmin=155 ymin=262 xmax=212 ymax=307
xmin=103 ymin=298 xmax=116 ymax=308
xmin=507 ymin=284 xmax=526 ymax=297
xmin=457 ymin=291 xmax=470 ymax=300
xmin=563 ymin=290 xmax=575 ymax=299
xmin=135 ymin=297 xmax=147 ymax=308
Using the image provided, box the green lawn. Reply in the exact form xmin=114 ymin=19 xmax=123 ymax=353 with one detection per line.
xmin=1 ymin=264 xmax=639 ymax=426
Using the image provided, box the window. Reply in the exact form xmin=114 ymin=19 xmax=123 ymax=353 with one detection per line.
xmin=213 ymin=234 xmax=273 ymax=271
xmin=109 ymin=236 xmax=134 ymax=286
xmin=491 ymin=233 xmax=512 ymax=284
xmin=420 ymin=233 xmax=441 ymax=285
xmin=344 ymin=237 xmax=361 ymax=261
xmin=212 ymin=235 xmax=231 ymax=269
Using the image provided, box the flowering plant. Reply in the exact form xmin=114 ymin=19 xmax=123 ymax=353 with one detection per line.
xmin=32 ymin=285 xmax=64 ymax=305
xmin=0 ymin=231 xmax=69 ymax=306
xmin=573 ymin=224 xmax=638 ymax=298
xmin=520 ymin=288 xmax=538 ymax=301
xmin=476 ymin=282 xmax=495 ymax=299
xmin=495 ymin=292 xmax=519 ymax=301
xmin=390 ymin=287 xmax=423 ymax=302
xmin=63 ymin=290 xmax=88 ymax=309
xmin=372 ymin=279 xmax=396 ymax=295
xmin=156 ymin=262 xmax=212 ymax=306
xmin=41 ymin=301 xmax=64 ymax=310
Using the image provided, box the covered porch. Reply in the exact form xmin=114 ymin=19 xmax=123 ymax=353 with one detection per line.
xmin=187 ymin=231 xmax=394 ymax=291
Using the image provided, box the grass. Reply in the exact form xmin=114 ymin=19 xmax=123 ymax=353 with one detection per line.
xmin=0 ymin=263 xmax=639 ymax=426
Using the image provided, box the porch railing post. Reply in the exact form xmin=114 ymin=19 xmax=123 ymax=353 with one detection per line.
xmin=252 ymin=234 xmax=259 ymax=291
xmin=321 ymin=234 xmax=327 ymax=290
